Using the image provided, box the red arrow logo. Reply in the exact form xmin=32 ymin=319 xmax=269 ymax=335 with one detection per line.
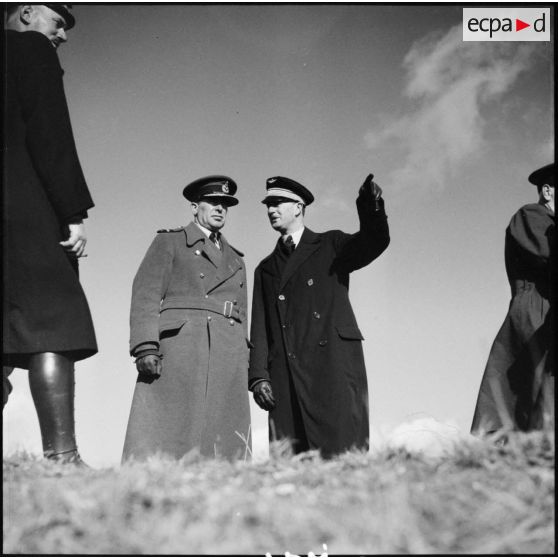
xmin=516 ymin=19 xmax=530 ymax=31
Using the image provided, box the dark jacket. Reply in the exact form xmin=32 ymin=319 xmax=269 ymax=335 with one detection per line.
xmin=122 ymin=222 xmax=251 ymax=461
xmin=2 ymin=30 xmax=96 ymax=368
xmin=249 ymin=198 xmax=390 ymax=456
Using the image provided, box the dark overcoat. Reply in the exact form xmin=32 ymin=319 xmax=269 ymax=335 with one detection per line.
xmin=2 ymin=30 xmax=97 ymax=369
xmin=249 ymin=199 xmax=390 ymax=456
xmin=122 ymin=222 xmax=251 ymax=461
xmin=471 ymin=203 xmax=554 ymax=434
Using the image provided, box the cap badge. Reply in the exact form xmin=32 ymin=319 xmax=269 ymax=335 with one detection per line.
xmin=222 ymin=182 xmax=230 ymax=194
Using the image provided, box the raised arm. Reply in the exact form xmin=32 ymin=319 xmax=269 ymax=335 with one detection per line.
xmin=333 ymin=174 xmax=390 ymax=273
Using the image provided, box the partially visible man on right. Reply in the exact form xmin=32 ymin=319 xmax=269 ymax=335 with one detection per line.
xmin=471 ymin=163 xmax=555 ymax=436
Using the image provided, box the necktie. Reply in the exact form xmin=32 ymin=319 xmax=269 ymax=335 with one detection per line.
xmin=283 ymin=235 xmax=295 ymax=255
xmin=209 ymin=232 xmax=220 ymax=250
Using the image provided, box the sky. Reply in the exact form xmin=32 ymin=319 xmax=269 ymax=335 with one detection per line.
xmin=3 ymin=3 xmax=554 ymax=467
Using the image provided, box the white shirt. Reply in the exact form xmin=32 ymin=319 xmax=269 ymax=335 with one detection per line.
xmin=281 ymin=226 xmax=304 ymax=248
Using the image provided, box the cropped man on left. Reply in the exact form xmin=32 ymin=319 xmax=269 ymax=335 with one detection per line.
xmin=3 ymin=5 xmax=97 ymax=465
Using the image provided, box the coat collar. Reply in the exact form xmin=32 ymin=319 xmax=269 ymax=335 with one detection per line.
xmin=184 ymin=221 xmax=206 ymax=246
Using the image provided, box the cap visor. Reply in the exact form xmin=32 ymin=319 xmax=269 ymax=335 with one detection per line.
xmin=261 ymin=195 xmax=303 ymax=205
xmin=200 ymin=195 xmax=238 ymax=207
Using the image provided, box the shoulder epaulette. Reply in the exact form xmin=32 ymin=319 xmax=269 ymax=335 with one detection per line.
xmin=157 ymin=226 xmax=185 ymax=233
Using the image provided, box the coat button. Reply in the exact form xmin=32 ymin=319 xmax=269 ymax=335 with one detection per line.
xmin=195 ymin=250 xmax=201 ymax=256
xmin=229 ymin=319 xmax=235 ymax=326
xmin=233 ymin=300 xmax=238 ymax=305
xmin=240 ymin=282 xmax=244 ymax=288
xmin=207 ymin=316 xmax=212 ymax=322
xmin=282 ymin=324 xmax=287 ymax=329
xmin=313 ymin=312 xmax=320 ymax=319
xmin=319 ymin=340 xmax=327 ymax=346
xmin=200 ymin=273 xmax=205 ymax=278
xmin=307 ymin=279 xmax=314 ymax=286
xmin=278 ymin=294 xmax=285 ymax=301
xmin=288 ymin=353 xmax=296 ymax=359
xmin=205 ymin=294 xmax=209 ymax=299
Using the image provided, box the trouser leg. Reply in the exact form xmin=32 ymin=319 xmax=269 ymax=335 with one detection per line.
xmin=281 ymin=370 xmax=309 ymax=455
xmin=28 ymin=352 xmax=79 ymax=460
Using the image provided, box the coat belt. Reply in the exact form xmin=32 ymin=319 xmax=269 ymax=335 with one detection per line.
xmin=161 ymin=297 xmax=242 ymax=321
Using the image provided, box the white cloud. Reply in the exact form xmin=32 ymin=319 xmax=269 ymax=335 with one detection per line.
xmin=364 ymin=24 xmax=537 ymax=195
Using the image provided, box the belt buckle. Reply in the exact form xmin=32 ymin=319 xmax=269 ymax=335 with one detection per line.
xmin=223 ymin=300 xmax=233 ymax=318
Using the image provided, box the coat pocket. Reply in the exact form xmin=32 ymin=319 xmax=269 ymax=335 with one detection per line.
xmin=335 ymin=325 xmax=364 ymax=341
xmin=159 ymin=319 xmax=187 ymax=340
xmin=159 ymin=309 xmax=189 ymax=339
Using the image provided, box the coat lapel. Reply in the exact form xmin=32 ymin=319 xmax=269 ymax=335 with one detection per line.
xmin=257 ymin=248 xmax=282 ymax=297
xmin=184 ymin=222 xmax=220 ymax=268
xmin=206 ymin=234 xmax=243 ymax=293
xmin=260 ymin=249 xmax=278 ymax=278
xmin=279 ymin=228 xmax=321 ymax=291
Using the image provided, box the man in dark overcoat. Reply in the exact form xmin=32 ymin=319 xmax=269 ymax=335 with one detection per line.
xmin=3 ymin=5 xmax=97 ymax=465
xmin=249 ymin=175 xmax=390 ymax=457
xmin=122 ymin=176 xmax=251 ymax=461
xmin=471 ymin=163 xmax=555 ymax=436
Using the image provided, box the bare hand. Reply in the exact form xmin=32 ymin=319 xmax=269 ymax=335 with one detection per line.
xmin=136 ymin=355 xmax=162 ymax=377
xmin=60 ymin=221 xmax=88 ymax=258
xmin=253 ymin=380 xmax=276 ymax=411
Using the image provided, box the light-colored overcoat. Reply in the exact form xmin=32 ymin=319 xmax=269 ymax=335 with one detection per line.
xmin=122 ymin=222 xmax=251 ymax=461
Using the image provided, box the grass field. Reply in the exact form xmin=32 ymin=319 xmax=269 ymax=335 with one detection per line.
xmin=3 ymin=432 xmax=554 ymax=555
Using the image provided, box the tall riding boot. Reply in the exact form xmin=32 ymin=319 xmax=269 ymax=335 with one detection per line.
xmin=28 ymin=352 xmax=87 ymax=466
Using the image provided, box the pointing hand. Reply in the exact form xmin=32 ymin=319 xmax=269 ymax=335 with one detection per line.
xmin=358 ymin=173 xmax=382 ymax=200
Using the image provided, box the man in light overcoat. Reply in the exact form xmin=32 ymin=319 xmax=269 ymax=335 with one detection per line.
xmin=122 ymin=176 xmax=251 ymax=461
xmin=249 ymin=174 xmax=390 ymax=457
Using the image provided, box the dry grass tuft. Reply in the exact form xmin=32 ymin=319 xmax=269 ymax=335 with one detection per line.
xmin=3 ymin=431 xmax=554 ymax=555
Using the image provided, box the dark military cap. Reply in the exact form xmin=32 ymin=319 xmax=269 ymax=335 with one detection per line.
xmin=262 ymin=176 xmax=314 ymax=206
xmin=44 ymin=4 xmax=75 ymax=29
xmin=528 ymin=163 xmax=554 ymax=187
xmin=183 ymin=175 xmax=239 ymax=207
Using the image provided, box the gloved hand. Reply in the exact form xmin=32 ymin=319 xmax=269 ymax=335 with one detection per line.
xmin=357 ymin=173 xmax=383 ymax=216
xmin=358 ymin=173 xmax=382 ymax=201
xmin=253 ymin=380 xmax=276 ymax=411
xmin=136 ymin=354 xmax=162 ymax=377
